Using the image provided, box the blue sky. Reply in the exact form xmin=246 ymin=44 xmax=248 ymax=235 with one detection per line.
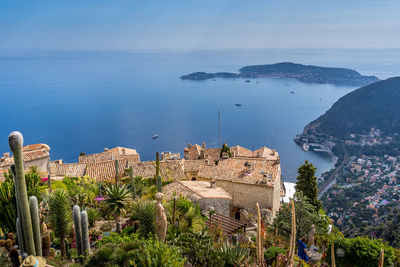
xmin=1 ymin=0 xmax=399 ymax=51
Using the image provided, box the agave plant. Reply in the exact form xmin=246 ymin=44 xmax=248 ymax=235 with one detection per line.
xmin=218 ymin=240 xmax=253 ymax=266
xmin=130 ymin=200 xmax=156 ymax=238
xmin=48 ymin=189 xmax=72 ymax=259
xmin=104 ymin=184 xmax=132 ymax=233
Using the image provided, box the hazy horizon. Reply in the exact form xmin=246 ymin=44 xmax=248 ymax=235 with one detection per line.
xmin=1 ymin=0 xmax=400 ymax=51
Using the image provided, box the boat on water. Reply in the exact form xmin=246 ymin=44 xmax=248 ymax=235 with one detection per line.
xmin=290 ymin=91 xmax=295 ymax=94
xmin=235 ymin=104 xmax=242 ymax=107
xmin=151 ymin=134 xmax=159 ymax=139
xmin=245 ymin=80 xmax=251 ymax=83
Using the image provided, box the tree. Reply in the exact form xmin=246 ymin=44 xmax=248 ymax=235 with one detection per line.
xmin=104 ymin=184 xmax=132 ymax=233
xmin=220 ymin=143 xmax=231 ymax=158
xmin=295 ymin=160 xmax=322 ymax=210
xmin=48 ymin=189 xmax=72 ymax=259
xmin=274 ymin=192 xmax=330 ymax=240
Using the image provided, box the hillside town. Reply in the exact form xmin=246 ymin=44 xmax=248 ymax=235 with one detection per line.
xmin=0 ymin=142 xmax=286 ymax=225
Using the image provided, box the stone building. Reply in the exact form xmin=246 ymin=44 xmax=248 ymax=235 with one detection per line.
xmin=183 ymin=144 xmax=283 ymax=223
xmin=79 ymin=146 xmax=140 ymax=164
xmin=0 ymin=143 xmax=50 ymax=174
xmin=163 ymin=180 xmax=232 ymax=216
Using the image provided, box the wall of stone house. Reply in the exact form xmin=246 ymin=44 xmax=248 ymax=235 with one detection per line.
xmin=196 ymin=176 xmax=274 ymax=211
xmin=25 ymin=157 xmax=49 ymax=174
xmin=198 ymin=198 xmax=232 ymax=217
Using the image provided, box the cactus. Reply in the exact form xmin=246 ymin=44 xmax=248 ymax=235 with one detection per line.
xmin=129 ymin=167 xmax=136 ymax=199
xmin=114 ymin=159 xmax=119 ymax=184
xmin=256 ymin=202 xmax=263 ymax=265
xmin=331 ymin=242 xmax=336 ymax=267
xmin=81 ymin=210 xmax=90 ymax=256
xmin=156 ymin=152 xmax=162 ymax=192
xmin=172 ymin=196 xmax=176 ymax=225
xmin=73 ymin=205 xmax=83 ymax=257
xmin=16 ymin=218 xmax=25 ymax=253
xmin=8 ymin=132 xmax=36 ymax=256
xmin=379 ymin=248 xmax=384 ymax=267
xmin=29 ymin=196 xmax=42 ymax=256
xmin=287 ymin=200 xmax=296 ymax=266
xmin=47 ymin=174 xmax=51 ymax=190
xmin=42 ymin=233 xmax=51 ymax=258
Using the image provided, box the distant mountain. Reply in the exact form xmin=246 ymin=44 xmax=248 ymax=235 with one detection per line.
xmin=304 ymin=77 xmax=400 ymax=138
xmin=180 ymin=62 xmax=380 ymax=87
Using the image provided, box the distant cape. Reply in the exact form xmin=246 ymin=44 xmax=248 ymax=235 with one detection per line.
xmin=180 ymin=62 xmax=380 ymax=87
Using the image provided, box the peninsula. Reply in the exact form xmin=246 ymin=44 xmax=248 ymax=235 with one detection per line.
xmin=181 ymin=62 xmax=380 ymax=87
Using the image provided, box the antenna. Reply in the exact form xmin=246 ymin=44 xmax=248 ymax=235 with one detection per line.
xmin=218 ymin=111 xmax=221 ymax=148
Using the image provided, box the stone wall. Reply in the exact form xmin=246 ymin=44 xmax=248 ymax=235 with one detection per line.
xmin=198 ymin=197 xmax=231 ymax=217
xmin=25 ymin=157 xmax=49 ymax=174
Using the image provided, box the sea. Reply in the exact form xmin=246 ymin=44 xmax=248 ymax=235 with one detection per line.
xmin=1 ymin=48 xmax=399 ymax=182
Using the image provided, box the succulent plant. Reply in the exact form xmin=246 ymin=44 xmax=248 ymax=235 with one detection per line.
xmin=8 ymin=132 xmax=36 ymax=256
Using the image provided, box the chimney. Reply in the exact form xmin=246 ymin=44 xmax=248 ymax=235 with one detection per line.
xmin=187 ymin=143 xmax=191 ymax=149
xmin=104 ymin=148 xmax=109 ymax=152
xmin=122 ymin=148 xmax=126 ymax=155
xmin=210 ymin=179 xmax=216 ymax=188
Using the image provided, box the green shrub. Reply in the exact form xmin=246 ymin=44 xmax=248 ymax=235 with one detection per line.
xmin=84 ymin=239 xmax=185 ymax=267
xmin=86 ymin=208 xmax=101 ymax=228
xmin=122 ymin=226 xmax=136 ymax=236
xmin=264 ymin=246 xmax=286 ymax=259
xmin=99 ymin=222 xmax=113 ymax=232
xmin=130 ymin=200 xmax=156 ymax=238
xmin=327 ymin=236 xmax=394 ymax=267
xmin=96 ymin=232 xmax=131 ymax=247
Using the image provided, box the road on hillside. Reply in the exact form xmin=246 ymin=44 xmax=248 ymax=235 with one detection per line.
xmin=318 ymin=143 xmax=348 ymax=198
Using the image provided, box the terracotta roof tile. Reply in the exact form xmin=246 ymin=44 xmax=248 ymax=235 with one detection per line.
xmin=128 ymin=160 xmax=185 ymax=180
xmin=85 ymin=159 xmax=128 ymax=182
xmin=198 ymin=157 xmax=280 ymax=187
xmin=79 ymin=147 xmax=140 ymax=164
xmin=50 ymin=162 xmax=87 ymax=178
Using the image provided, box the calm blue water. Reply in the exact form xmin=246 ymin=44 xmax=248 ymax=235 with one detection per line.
xmin=1 ymin=49 xmax=399 ymax=181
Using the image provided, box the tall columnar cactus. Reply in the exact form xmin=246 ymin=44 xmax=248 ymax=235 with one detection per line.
xmin=16 ymin=218 xmax=25 ymax=253
xmin=47 ymin=174 xmax=51 ymax=190
xmin=379 ymin=248 xmax=384 ymax=267
xmin=29 ymin=196 xmax=42 ymax=256
xmin=129 ymin=167 xmax=136 ymax=199
xmin=73 ymin=205 xmax=83 ymax=257
xmin=256 ymin=202 xmax=263 ymax=265
xmin=331 ymin=242 xmax=336 ymax=267
xmin=288 ymin=200 xmax=296 ymax=266
xmin=8 ymin=131 xmax=36 ymax=256
xmin=114 ymin=160 xmax=119 ymax=184
xmin=81 ymin=210 xmax=90 ymax=256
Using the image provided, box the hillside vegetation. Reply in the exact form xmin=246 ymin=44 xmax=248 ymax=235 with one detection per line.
xmin=304 ymin=77 xmax=400 ymax=138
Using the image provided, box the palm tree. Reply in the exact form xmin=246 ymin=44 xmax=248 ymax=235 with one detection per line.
xmin=48 ymin=189 xmax=72 ymax=259
xmin=104 ymin=184 xmax=132 ymax=233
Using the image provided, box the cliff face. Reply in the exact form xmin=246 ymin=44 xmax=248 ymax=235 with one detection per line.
xmin=181 ymin=62 xmax=380 ymax=87
xmin=304 ymin=77 xmax=400 ymax=138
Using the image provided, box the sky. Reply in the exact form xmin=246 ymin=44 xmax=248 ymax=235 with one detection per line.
xmin=1 ymin=0 xmax=400 ymax=51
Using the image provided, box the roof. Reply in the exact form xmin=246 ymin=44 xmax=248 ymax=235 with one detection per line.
xmin=206 ymin=213 xmax=246 ymax=235
xmin=198 ymin=157 xmax=280 ymax=187
xmin=50 ymin=162 xmax=87 ymax=178
xmin=183 ymin=159 xmax=208 ymax=172
xmin=85 ymin=159 xmax=128 ymax=182
xmin=23 ymin=144 xmax=50 ymax=152
xmin=231 ymin=145 xmax=253 ymax=157
xmin=163 ymin=180 xmax=232 ymax=200
xmin=0 ymin=144 xmax=50 ymax=168
xmin=128 ymin=160 xmax=185 ymax=180
xmin=79 ymin=146 xmax=140 ymax=164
